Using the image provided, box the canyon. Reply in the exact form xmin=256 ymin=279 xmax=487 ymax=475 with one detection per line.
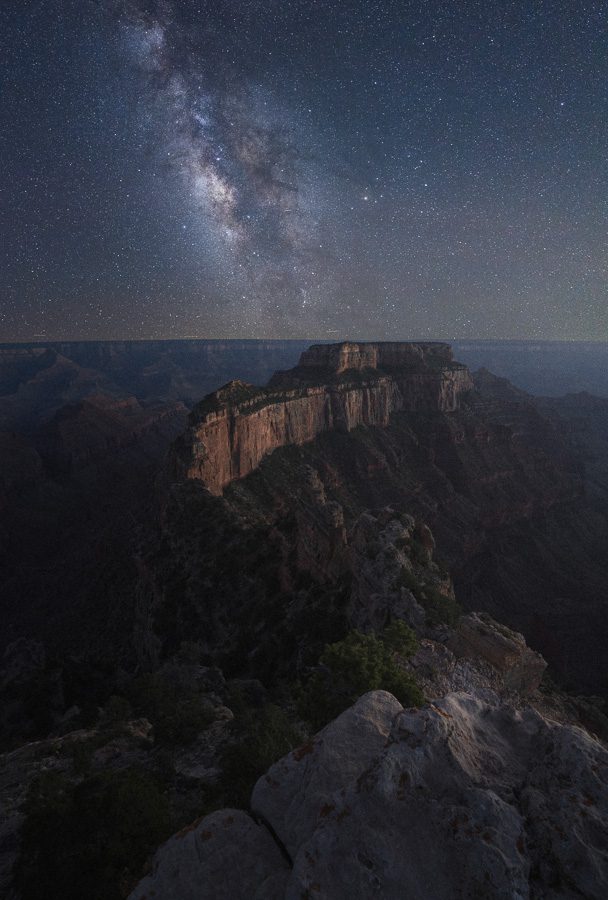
xmin=0 ymin=340 xmax=309 ymax=662
xmin=149 ymin=342 xmax=604 ymax=694
xmin=2 ymin=339 xmax=608 ymax=899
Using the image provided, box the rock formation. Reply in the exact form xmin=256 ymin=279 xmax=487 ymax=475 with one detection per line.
xmin=449 ymin=612 xmax=547 ymax=693
xmin=4 ymin=339 xmax=608 ymax=899
xmin=172 ymin=342 xmax=472 ymax=495
xmin=131 ymin=690 xmax=608 ymax=899
xmin=129 ymin=808 xmax=290 ymax=900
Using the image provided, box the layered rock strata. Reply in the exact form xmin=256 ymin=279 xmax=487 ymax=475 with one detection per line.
xmin=449 ymin=612 xmax=547 ymax=693
xmin=172 ymin=342 xmax=472 ymax=495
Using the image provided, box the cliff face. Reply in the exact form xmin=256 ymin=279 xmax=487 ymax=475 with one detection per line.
xmin=290 ymin=339 xmax=454 ymax=373
xmin=144 ymin=346 xmax=608 ymax=694
xmin=174 ymin=342 xmax=473 ymax=495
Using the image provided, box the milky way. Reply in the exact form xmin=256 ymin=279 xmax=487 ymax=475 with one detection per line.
xmin=1 ymin=0 xmax=607 ymax=340
xmin=118 ymin=0 xmax=334 ymax=332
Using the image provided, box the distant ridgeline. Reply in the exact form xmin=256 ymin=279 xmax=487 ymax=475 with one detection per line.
xmin=0 ymin=339 xmax=313 ymax=409
xmin=172 ymin=341 xmax=473 ymax=495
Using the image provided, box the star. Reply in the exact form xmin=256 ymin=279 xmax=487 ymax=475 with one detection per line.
xmin=0 ymin=0 xmax=605 ymax=341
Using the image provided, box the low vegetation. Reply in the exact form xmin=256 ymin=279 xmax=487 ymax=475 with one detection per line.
xmin=13 ymin=623 xmax=424 ymax=897
xmin=128 ymin=671 xmax=216 ymax=747
xmin=297 ymin=623 xmax=424 ymax=731
xmin=396 ymin=568 xmax=462 ymax=627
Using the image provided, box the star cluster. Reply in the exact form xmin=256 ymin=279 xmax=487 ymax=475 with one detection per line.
xmin=0 ymin=0 xmax=606 ymax=340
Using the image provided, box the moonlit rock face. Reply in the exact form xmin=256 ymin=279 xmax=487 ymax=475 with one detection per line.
xmin=449 ymin=612 xmax=547 ymax=693
xmin=251 ymin=690 xmax=403 ymax=858
xmin=173 ymin=342 xmax=473 ymax=494
xmin=128 ymin=809 xmax=289 ymax=900
xmin=297 ymin=341 xmax=454 ymax=373
xmin=130 ymin=691 xmax=608 ymax=899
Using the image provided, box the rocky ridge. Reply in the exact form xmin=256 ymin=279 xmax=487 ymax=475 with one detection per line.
xmin=4 ymin=339 xmax=608 ymax=899
xmin=148 ymin=353 xmax=603 ymax=691
xmin=126 ymin=486 xmax=608 ymax=899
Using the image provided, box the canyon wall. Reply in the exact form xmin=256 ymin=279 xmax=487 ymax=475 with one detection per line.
xmin=173 ymin=342 xmax=473 ymax=495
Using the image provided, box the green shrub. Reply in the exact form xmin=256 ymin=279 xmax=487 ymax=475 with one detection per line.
xmin=298 ymin=627 xmax=423 ymax=731
xmin=100 ymin=694 xmax=132 ymax=727
xmin=16 ymin=769 xmax=171 ymax=900
xmin=416 ymin=585 xmax=461 ymax=628
xmin=396 ymin=567 xmax=420 ymax=592
xmin=382 ymin=620 xmax=419 ymax=656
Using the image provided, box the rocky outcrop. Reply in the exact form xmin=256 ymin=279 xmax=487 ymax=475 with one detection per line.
xmin=129 ymin=809 xmax=290 ymax=900
xmin=449 ymin=612 xmax=547 ymax=693
xmin=251 ymin=690 xmax=402 ymax=860
xmin=172 ymin=342 xmax=473 ymax=495
xmin=275 ymin=340 xmax=456 ymax=380
xmin=131 ymin=690 xmax=608 ymax=899
xmin=0 ymin=717 xmax=155 ymax=899
xmin=347 ymin=508 xmax=452 ymax=633
xmin=147 ymin=352 xmax=608 ymax=692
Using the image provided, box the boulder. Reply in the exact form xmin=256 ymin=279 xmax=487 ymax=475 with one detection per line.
xmin=130 ymin=690 xmax=608 ymax=899
xmin=449 ymin=611 xmax=547 ymax=693
xmin=252 ymin=690 xmax=403 ymax=858
xmin=284 ymin=692 xmax=608 ymax=899
xmin=128 ymin=809 xmax=289 ymax=900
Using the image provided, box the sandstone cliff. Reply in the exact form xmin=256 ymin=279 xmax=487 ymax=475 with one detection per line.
xmin=147 ymin=347 xmax=607 ymax=694
xmin=172 ymin=342 xmax=472 ymax=495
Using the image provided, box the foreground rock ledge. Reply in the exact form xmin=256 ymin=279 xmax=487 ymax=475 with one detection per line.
xmin=449 ymin=611 xmax=547 ymax=693
xmin=130 ymin=690 xmax=608 ymax=899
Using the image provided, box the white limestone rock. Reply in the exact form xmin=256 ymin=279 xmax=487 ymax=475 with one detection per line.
xmin=128 ymin=808 xmax=289 ymax=900
xmin=130 ymin=690 xmax=608 ymax=899
xmin=251 ymin=690 xmax=403 ymax=858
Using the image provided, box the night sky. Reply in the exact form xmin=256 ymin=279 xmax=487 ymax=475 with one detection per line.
xmin=1 ymin=0 xmax=606 ymax=341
